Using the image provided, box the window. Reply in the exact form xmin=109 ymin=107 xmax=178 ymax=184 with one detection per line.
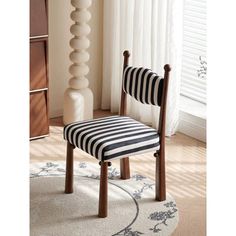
xmin=180 ymin=0 xmax=207 ymax=104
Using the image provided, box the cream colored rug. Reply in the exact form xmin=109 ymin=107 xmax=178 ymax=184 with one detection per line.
xmin=30 ymin=162 xmax=179 ymax=236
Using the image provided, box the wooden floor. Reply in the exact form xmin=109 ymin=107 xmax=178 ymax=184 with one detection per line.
xmin=30 ymin=110 xmax=206 ymax=236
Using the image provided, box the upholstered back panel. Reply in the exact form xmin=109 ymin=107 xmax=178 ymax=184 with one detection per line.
xmin=123 ymin=66 xmax=164 ymax=106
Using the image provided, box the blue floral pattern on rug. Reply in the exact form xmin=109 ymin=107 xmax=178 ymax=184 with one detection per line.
xmin=115 ymin=227 xmax=144 ymax=236
xmin=133 ymin=183 xmax=154 ymax=200
xmin=148 ymin=202 xmax=178 ymax=233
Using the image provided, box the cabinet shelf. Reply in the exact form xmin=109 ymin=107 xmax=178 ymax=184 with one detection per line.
xmin=30 ymin=0 xmax=49 ymax=139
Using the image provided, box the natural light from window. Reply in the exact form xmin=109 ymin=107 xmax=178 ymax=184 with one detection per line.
xmin=180 ymin=0 xmax=207 ymax=105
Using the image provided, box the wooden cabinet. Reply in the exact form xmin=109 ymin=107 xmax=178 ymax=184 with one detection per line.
xmin=30 ymin=0 xmax=48 ymax=37
xmin=30 ymin=92 xmax=49 ymax=137
xmin=30 ymin=0 xmax=49 ymax=139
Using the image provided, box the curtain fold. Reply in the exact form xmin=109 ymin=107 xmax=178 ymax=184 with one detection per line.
xmin=102 ymin=0 xmax=183 ymax=136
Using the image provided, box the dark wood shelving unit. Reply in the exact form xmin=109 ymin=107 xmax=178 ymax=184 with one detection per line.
xmin=30 ymin=0 xmax=49 ymax=140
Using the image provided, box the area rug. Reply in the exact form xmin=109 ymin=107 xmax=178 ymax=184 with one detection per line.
xmin=30 ymin=162 xmax=179 ymax=236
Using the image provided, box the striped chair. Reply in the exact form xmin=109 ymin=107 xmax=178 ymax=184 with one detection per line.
xmin=64 ymin=50 xmax=171 ymax=218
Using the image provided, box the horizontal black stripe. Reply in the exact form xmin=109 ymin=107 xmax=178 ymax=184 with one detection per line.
xmin=75 ymin=121 xmax=140 ymax=147
xmin=65 ymin=116 xmax=125 ymax=134
xmin=103 ymin=143 xmax=160 ymax=161
xmin=68 ymin=119 xmax=133 ymax=144
xmin=103 ymin=133 xmax=158 ymax=152
xmin=97 ymin=133 xmax=158 ymax=158
xmin=64 ymin=115 xmax=120 ymax=132
xmin=88 ymin=127 xmax=150 ymax=154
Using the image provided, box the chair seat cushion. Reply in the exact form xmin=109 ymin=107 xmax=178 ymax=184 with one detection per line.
xmin=63 ymin=116 xmax=160 ymax=161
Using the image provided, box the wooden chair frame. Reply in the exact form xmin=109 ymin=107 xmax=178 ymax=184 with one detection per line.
xmin=65 ymin=50 xmax=171 ymax=218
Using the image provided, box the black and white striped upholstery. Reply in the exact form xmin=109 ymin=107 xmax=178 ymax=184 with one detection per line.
xmin=64 ymin=116 xmax=160 ymax=161
xmin=123 ymin=66 xmax=164 ymax=106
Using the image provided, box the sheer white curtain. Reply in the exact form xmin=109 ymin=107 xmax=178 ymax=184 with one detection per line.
xmin=102 ymin=0 xmax=183 ymax=136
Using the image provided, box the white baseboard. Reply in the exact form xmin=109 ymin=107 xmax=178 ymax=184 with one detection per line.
xmin=178 ymin=110 xmax=206 ymax=142
xmin=49 ymin=109 xmax=63 ymax=119
xmin=49 ymin=105 xmax=100 ymax=119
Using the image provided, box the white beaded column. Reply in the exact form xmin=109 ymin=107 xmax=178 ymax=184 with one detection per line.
xmin=63 ymin=0 xmax=93 ymax=124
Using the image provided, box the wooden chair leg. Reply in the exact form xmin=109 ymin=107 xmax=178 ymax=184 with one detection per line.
xmin=65 ymin=142 xmax=75 ymax=194
xmin=98 ymin=161 xmax=108 ymax=218
xmin=155 ymin=149 xmax=166 ymax=201
xmin=120 ymin=157 xmax=130 ymax=179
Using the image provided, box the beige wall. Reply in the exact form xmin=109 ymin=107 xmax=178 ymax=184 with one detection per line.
xmin=48 ymin=0 xmax=103 ymax=118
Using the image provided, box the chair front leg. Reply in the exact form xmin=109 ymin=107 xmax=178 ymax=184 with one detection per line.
xmin=98 ymin=161 xmax=109 ymax=218
xmin=120 ymin=157 xmax=130 ymax=179
xmin=65 ymin=142 xmax=75 ymax=194
xmin=155 ymin=148 xmax=166 ymax=201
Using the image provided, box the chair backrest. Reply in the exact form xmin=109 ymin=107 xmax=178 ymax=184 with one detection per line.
xmin=123 ymin=66 xmax=164 ymax=106
xmin=119 ymin=50 xmax=171 ymax=139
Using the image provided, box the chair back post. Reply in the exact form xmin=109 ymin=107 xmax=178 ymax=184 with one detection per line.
xmin=119 ymin=50 xmax=130 ymax=116
xmin=158 ymin=64 xmax=171 ymax=145
xmin=157 ymin=64 xmax=171 ymax=159
xmin=155 ymin=64 xmax=171 ymax=201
